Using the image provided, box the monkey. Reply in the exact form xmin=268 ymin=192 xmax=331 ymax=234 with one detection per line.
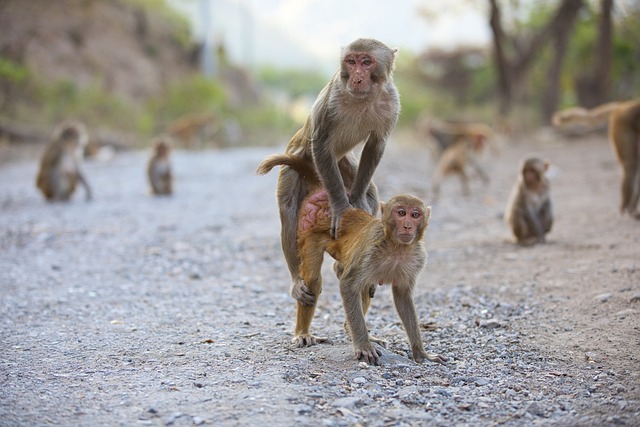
xmin=429 ymin=122 xmax=493 ymax=198
xmin=257 ymin=153 xmax=447 ymax=365
xmin=504 ymin=157 xmax=553 ymax=245
xmin=552 ymin=99 xmax=640 ymax=217
xmin=35 ymin=120 xmax=92 ymax=202
xmin=258 ymin=38 xmax=400 ymax=309
xmin=147 ymin=135 xmax=173 ymax=196
xmin=551 ymin=101 xmax=621 ymax=131
xmin=167 ymin=112 xmax=218 ymax=149
xmin=609 ymin=99 xmax=640 ymax=218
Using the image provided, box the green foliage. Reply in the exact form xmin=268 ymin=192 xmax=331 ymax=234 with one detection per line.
xmin=35 ymin=80 xmax=142 ymax=133
xmin=124 ymin=0 xmax=193 ymax=48
xmin=0 ymin=57 xmax=28 ymax=83
xmin=146 ymin=75 xmax=227 ymax=131
xmin=257 ymin=66 xmax=328 ymax=98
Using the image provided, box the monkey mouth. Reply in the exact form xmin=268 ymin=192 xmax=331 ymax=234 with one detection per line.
xmin=397 ymin=234 xmax=415 ymax=244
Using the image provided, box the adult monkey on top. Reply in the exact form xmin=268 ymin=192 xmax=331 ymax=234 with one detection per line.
xmin=269 ymin=38 xmax=400 ymax=313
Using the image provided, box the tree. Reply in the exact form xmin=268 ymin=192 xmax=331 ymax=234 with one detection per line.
xmin=489 ymin=0 xmax=584 ymax=119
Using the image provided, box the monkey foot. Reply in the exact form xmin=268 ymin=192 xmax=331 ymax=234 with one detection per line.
xmin=414 ymin=351 xmax=448 ymax=364
xmin=292 ymin=334 xmax=328 ymax=348
xmin=355 ymin=344 xmax=382 ymax=366
xmin=368 ymin=334 xmax=387 ymax=348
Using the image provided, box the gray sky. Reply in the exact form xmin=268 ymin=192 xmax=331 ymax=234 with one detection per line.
xmin=169 ymin=0 xmax=491 ymax=73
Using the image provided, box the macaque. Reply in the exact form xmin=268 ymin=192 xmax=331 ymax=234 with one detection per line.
xmin=147 ymin=136 xmax=173 ymax=196
xmin=259 ymin=38 xmax=400 ymax=305
xmin=36 ymin=120 xmax=92 ymax=202
xmin=258 ymin=153 xmax=447 ymax=365
xmin=552 ymin=99 xmax=640 ymax=217
xmin=504 ymin=157 xmax=553 ymax=245
xmin=551 ymin=101 xmax=621 ymax=131
xmin=429 ymin=122 xmax=493 ymax=198
xmin=167 ymin=112 xmax=218 ymax=148
xmin=608 ymin=100 xmax=640 ymax=218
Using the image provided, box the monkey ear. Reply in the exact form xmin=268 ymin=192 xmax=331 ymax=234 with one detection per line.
xmin=424 ymin=206 xmax=432 ymax=220
xmin=379 ymin=201 xmax=386 ymax=215
xmin=543 ymin=160 xmax=551 ymax=172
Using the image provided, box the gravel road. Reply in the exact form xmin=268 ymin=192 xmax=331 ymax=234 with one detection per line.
xmin=1 ymin=131 xmax=638 ymax=426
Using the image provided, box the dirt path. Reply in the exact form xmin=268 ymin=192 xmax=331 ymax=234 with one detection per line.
xmin=1 ymin=130 xmax=638 ymax=426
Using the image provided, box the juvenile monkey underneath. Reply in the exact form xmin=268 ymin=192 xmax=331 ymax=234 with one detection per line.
xmin=504 ymin=157 xmax=553 ymax=245
xmin=147 ymin=136 xmax=173 ymax=196
xmin=258 ymin=153 xmax=447 ymax=366
xmin=265 ymin=38 xmax=400 ymax=309
xmin=36 ymin=120 xmax=93 ymax=202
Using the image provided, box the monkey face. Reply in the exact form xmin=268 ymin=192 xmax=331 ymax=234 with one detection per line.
xmin=390 ymin=204 xmax=428 ymax=244
xmin=342 ymin=52 xmax=379 ymax=97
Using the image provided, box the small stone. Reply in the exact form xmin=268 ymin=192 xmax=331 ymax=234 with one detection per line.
xmin=630 ymin=292 xmax=640 ymax=303
xmin=595 ymin=293 xmax=613 ymax=303
xmin=525 ymin=401 xmax=544 ymax=417
xmin=352 ymin=376 xmax=367 ymax=384
xmin=192 ymin=416 xmax=205 ymax=425
xmin=358 ymin=362 xmax=369 ymax=369
xmin=331 ymin=397 xmax=361 ymax=409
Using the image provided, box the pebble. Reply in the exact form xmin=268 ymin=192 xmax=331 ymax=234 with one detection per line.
xmin=595 ymin=293 xmax=613 ymax=303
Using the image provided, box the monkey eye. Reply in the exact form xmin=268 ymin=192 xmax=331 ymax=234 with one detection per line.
xmin=397 ymin=208 xmax=406 ymax=217
xmin=363 ymin=59 xmax=372 ymax=66
xmin=347 ymin=59 xmax=356 ymax=65
xmin=411 ymin=211 xmax=421 ymax=219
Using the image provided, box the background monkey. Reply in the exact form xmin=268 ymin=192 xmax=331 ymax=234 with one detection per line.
xmin=430 ymin=122 xmax=493 ymax=198
xmin=258 ymin=153 xmax=447 ymax=366
xmin=36 ymin=120 xmax=92 ymax=202
xmin=504 ymin=157 xmax=553 ymax=245
xmin=147 ymin=135 xmax=173 ymax=196
xmin=263 ymin=38 xmax=400 ymax=306
xmin=552 ymin=99 xmax=640 ymax=217
xmin=608 ymin=99 xmax=640 ymax=218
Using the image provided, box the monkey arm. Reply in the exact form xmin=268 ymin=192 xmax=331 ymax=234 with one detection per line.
xmin=349 ymin=134 xmax=385 ymax=212
xmin=76 ymin=169 xmax=93 ymax=201
xmin=312 ymin=138 xmax=351 ymax=238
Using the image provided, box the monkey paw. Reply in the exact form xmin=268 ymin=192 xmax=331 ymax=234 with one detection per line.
xmin=355 ymin=344 xmax=382 ymax=365
xmin=368 ymin=334 xmax=387 ymax=348
xmin=414 ymin=350 xmax=448 ymax=364
xmin=291 ymin=279 xmax=316 ymax=306
xmin=292 ymin=334 xmax=328 ymax=348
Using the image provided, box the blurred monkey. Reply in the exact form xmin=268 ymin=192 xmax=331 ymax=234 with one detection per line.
xmin=36 ymin=120 xmax=92 ymax=202
xmin=147 ymin=135 xmax=173 ymax=196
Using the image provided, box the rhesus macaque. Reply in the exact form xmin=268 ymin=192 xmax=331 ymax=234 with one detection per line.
xmin=609 ymin=99 xmax=640 ymax=218
xmin=167 ymin=112 xmax=218 ymax=148
xmin=552 ymin=99 xmax=640 ymax=217
xmin=504 ymin=157 xmax=553 ymax=245
xmin=551 ymin=101 xmax=621 ymax=130
xmin=147 ymin=136 xmax=173 ymax=196
xmin=258 ymin=154 xmax=447 ymax=365
xmin=258 ymin=38 xmax=400 ymax=306
xmin=36 ymin=120 xmax=93 ymax=202
xmin=429 ymin=122 xmax=493 ymax=198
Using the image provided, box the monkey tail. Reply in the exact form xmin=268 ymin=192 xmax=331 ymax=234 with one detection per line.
xmin=256 ymin=154 xmax=321 ymax=188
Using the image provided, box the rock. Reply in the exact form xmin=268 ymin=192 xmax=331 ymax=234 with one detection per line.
xmin=630 ymin=292 xmax=640 ymax=303
xmin=331 ymin=397 xmax=361 ymax=409
xmin=595 ymin=293 xmax=613 ymax=303
xmin=525 ymin=401 xmax=544 ymax=417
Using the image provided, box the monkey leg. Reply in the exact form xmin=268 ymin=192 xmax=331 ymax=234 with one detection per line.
xmin=293 ymin=234 xmax=328 ymax=347
xmin=610 ymin=122 xmax=640 ymax=215
xmin=392 ymin=285 xmax=447 ymax=364
xmin=360 ymin=286 xmax=387 ymax=348
xmin=340 ymin=277 xmax=381 ymax=365
xmin=276 ymin=167 xmax=306 ymax=287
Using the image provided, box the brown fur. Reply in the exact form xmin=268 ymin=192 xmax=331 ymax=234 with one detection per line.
xmin=257 ymin=38 xmax=400 ymax=305
xmin=504 ymin=157 xmax=553 ymax=245
xmin=36 ymin=120 xmax=92 ymax=202
xmin=147 ymin=136 xmax=173 ymax=196
xmin=259 ymin=153 xmax=447 ymax=365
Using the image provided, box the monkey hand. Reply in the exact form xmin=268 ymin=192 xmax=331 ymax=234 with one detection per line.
xmin=355 ymin=343 xmax=382 ymax=365
xmin=349 ymin=194 xmax=370 ymax=213
xmin=414 ymin=349 xmax=448 ymax=364
xmin=291 ymin=278 xmax=317 ymax=306
xmin=330 ymin=205 xmax=348 ymax=239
